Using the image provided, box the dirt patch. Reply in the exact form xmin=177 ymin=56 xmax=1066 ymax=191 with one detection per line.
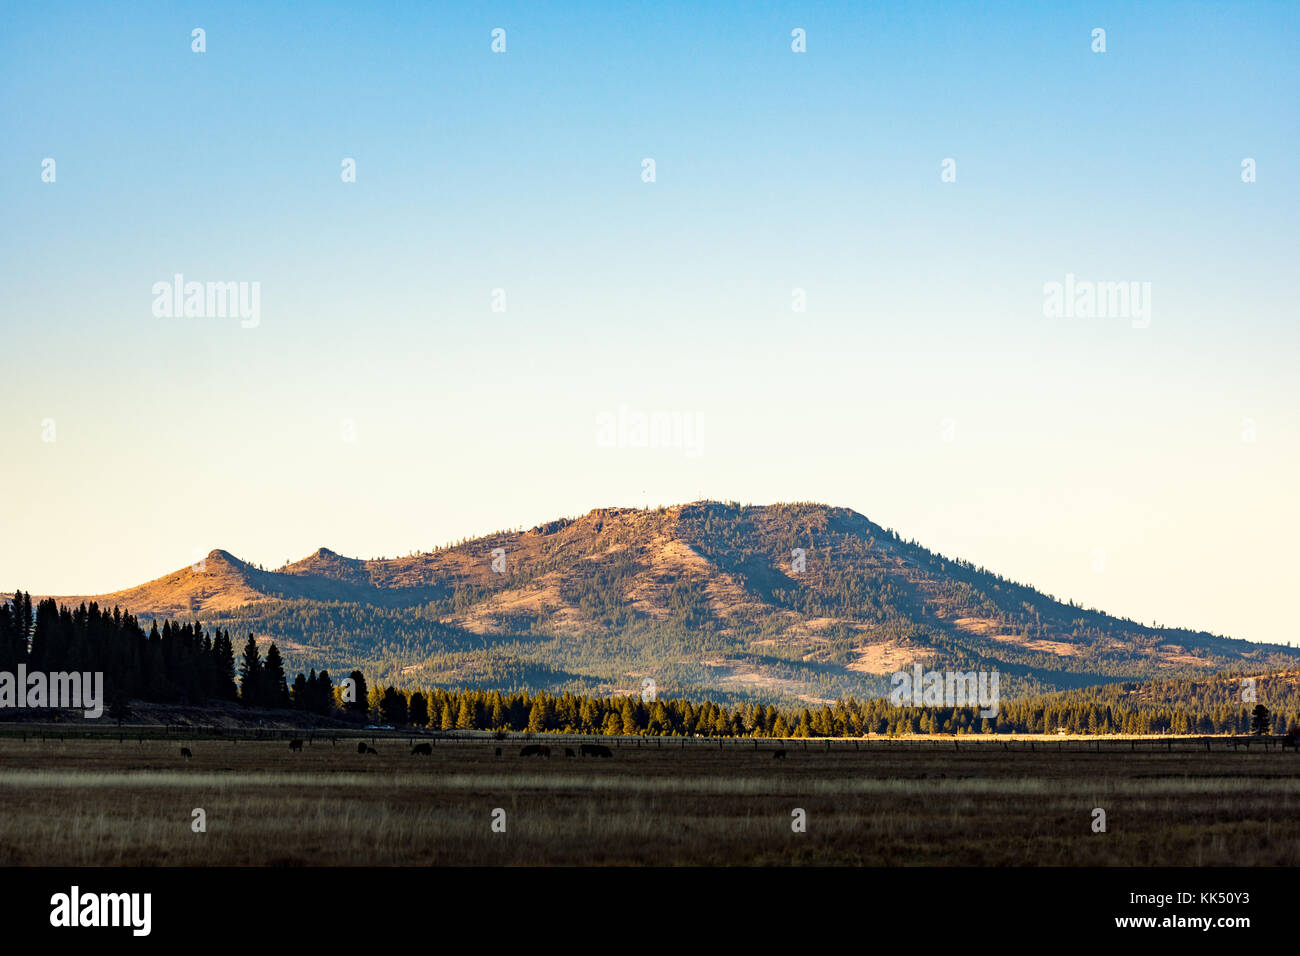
xmin=848 ymin=641 xmax=922 ymax=675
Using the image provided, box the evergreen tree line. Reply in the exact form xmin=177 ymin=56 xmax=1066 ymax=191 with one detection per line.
xmin=1 ymin=592 xmax=237 ymax=707
xmin=5 ymin=593 xmax=1297 ymax=736
xmin=234 ymin=630 xmax=370 ymax=718
xmin=0 ymin=593 xmax=372 ymax=719
xmin=359 ymin=684 xmax=1300 ymax=738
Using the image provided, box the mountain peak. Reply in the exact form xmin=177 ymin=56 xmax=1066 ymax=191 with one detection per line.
xmin=53 ymin=501 xmax=1300 ymax=705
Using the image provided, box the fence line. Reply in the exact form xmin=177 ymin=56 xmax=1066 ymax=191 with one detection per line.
xmin=2 ymin=724 xmax=1294 ymax=753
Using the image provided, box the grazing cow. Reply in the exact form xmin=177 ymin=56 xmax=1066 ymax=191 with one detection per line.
xmin=357 ymin=741 xmax=368 ymax=754
xmin=579 ymin=743 xmax=613 ymax=758
xmin=410 ymin=743 xmax=433 ymax=756
xmin=565 ymin=747 xmax=576 ymax=758
xmin=772 ymin=749 xmax=787 ymax=759
xmin=288 ymin=739 xmax=304 ymax=752
xmin=519 ymin=744 xmax=551 ymax=758
xmin=364 ymin=745 xmax=379 ymax=755
xmin=180 ymin=747 xmax=193 ymax=759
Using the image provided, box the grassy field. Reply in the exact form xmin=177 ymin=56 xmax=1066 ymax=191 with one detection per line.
xmin=0 ymin=736 xmax=1296 ymax=865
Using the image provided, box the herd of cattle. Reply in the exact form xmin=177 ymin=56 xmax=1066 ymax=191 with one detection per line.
xmin=518 ymin=743 xmax=613 ymax=758
xmin=177 ymin=739 xmax=624 ymax=759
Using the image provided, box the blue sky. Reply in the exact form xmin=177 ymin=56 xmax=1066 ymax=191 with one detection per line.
xmin=1 ymin=1 xmax=1297 ymax=645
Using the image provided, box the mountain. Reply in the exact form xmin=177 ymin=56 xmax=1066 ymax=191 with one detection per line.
xmin=53 ymin=502 xmax=1299 ymax=706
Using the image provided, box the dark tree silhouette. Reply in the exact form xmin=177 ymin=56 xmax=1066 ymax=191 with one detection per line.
xmin=239 ymin=634 xmax=262 ymax=707
xmin=346 ymin=670 xmax=368 ymax=717
xmin=379 ymin=686 xmax=408 ymax=726
xmin=262 ymin=643 xmax=290 ymax=708
xmin=1250 ymin=704 xmax=1271 ymax=735
xmin=409 ymin=691 xmax=429 ymax=728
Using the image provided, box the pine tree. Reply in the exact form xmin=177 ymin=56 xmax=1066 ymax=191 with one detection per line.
xmin=456 ymin=698 xmax=475 ymax=730
xmin=346 ymin=670 xmax=368 ymax=716
xmin=527 ymin=700 xmax=547 ymax=733
xmin=315 ymin=670 xmax=333 ymax=715
xmin=238 ymin=634 xmax=262 ymax=707
xmin=262 ymin=643 xmax=290 ymax=708
xmin=409 ymin=691 xmax=429 ymax=728
xmin=1251 ymin=704 xmax=1271 ymax=735
xmin=216 ymin=632 xmax=237 ymax=700
xmin=620 ymin=698 xmax=639 ymax=735
xmin=579 ymin=696 xmax=600 ymax=732
xmin=291 ymin=672 xmax=309 ymax=709
xmin=379 ymin=686 xmax=408 ymax=725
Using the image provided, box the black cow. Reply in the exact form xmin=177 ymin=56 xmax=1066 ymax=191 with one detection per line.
xmin=579 ymin=743 xmax=612 ymax=758
xmin=180 ymin=746 xmax=193 ymax=759
xmin=364 ymin=745 xmax=379 ymax=755
xmin=519 ymin=744 xmax=551 ymax=758
xmin=410 ymin=743 xmax=432 ymax=756
xmin=565 ymin=747 xmax=576 ymax=758
xmin=289 ymin=739 xmax=304 ymax=752
xmin=495 ymin=747 xmax=503 ymax=757
xmin=357 ymin=741 xmax=368 ymax=754
xmin=772 ymin=749 xmax=787 ymax=759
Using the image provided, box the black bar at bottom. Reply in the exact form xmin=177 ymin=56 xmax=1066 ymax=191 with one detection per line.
xmin=0 ymin=866 xmax=1280 ymax=943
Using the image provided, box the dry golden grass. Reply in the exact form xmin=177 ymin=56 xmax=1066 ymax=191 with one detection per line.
xmin=0 ymin=738 xmax=1296 ymax=866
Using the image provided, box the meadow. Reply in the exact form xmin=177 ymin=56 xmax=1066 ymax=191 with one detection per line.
xmin=0 ymin=735 xmax=1296 ymax=866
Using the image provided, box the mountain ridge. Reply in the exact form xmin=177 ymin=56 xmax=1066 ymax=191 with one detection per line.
xmin=42 ymin=501 xmax=1299 ymax=705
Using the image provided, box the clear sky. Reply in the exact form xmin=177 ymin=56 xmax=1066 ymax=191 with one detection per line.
xmin=1 ymin=1 xmax=1296 ymax=645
